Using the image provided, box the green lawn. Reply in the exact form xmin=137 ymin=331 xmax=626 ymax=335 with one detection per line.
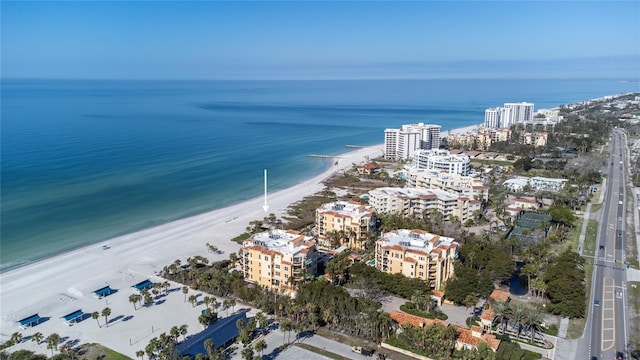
xmin=628 ymin=282 xmax=640 ymax=350
xmin=582 ymin=220 xmax=599 ymax=257
xmin=566 ymin=220 xmax=598 ymax=339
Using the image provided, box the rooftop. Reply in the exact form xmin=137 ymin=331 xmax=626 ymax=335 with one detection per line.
xmin=317 ymin=200 xmax=375 ymax=218
xmin=378 ymin=229 xmax=458 ymax=254
xmin=389 ymin=310 xmax=449 ymax=328
xmin=489 ymin=289 xmax=511 ymax=303
xmin=369 ymin=187 xmax=459 ymax=201
xmin=244 ymin=229 xmax=315 ymax=255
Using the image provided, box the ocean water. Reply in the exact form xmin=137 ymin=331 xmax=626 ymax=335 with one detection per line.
xmin=1 ymin=79 xmax=638 ymax=271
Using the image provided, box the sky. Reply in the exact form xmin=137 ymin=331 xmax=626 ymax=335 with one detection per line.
xmin=1 ymin=1 xmax=639 ymax=80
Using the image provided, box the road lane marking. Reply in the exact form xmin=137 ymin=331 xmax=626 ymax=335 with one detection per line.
xmin=601 ymin=277 xmax=616 ymax=351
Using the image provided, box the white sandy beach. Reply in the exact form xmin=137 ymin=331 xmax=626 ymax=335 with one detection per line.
xmin=0 ymin=125 xmax=476 ymax=356
xmin=445 ymin=124 xmax=482 ymax=135
xmin=0 ymin=144 xmax=385 ymax=356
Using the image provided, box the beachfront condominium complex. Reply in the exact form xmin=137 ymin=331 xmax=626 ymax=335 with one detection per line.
xmin=375 ymin=229 xmax=458 ymax=290
xmin=504 ymin=102 xmax=534 ymax=124
xmin=316 ymin=201 xmax=376 ymax=249
xmin=483 ymin=103 xmax=533 ymax=129
xmin=240 ymin=229 xmax=317 ymax=296
xmin=411 ymin=149 xmax=471 ymax=175
xmin=368 ymin=187 xmax=481 ymax=222
xmin=384 ymin=123 xmax=441 ymax=160
xmin=404 ymin=168 xmax=489 ymax=201
xmin=484 ymin=107 xmax=512 ymax=128
xmin=447 ymin=128 xmax=512 ymax=151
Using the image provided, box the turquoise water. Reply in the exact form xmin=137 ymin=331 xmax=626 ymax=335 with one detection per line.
xmin=1 ymin=79 xmax=638 ymax=270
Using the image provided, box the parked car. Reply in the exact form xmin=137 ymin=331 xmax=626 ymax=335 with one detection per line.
xmin=352 ymin=346 xmax=374 ymax=356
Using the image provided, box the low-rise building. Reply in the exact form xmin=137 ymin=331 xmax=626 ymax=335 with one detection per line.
xmin=389 ymin=310 xmax=500 ymax=353
xmin=405 ymin=168 xmax=488 ymax=201
xmin=529 ymin=176 xmax=568 ymax=192
xmin=356 ymin=163 xmax=380 ymax=175
xmin=502 ymin=177 xmax=529 ymax=192
xmin=513 ymin=197 xmax=539 ymax=210
xmin=240 ymin=229 xmax=317 ymax=296
xmin=448 ymin=128 xmax=512 ymax=151
xmin=412 ymin=149 xmax=470 ymax=175
xmin=519 ymin=131 xmax=548 ymax=147
xmin=368 ymin=187 xmax=481 ymax=222
xmin=454 ymin=325 xmax=501 ymax=352
xmin=316 ymin=201 xmax=376 ymax=249
xmin=502 ymin=176 xmax=568 ymax=192
xmin=376 ymin=229 xmax=458 ymax=290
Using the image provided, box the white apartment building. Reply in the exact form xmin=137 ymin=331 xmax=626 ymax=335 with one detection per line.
xmin=412 ymin=149 xmax=470 ymax=175
xmin=499 ymin=107 xmax=513 ymax=128
xmin=405 ymin=168 xmax=489 ymax=201
xmin=504 ymin=102 xmax=534 ymax=124
xmin=484 ymin=107 xmax=514 ymax=129
xmin=375 ymin=229 xmax=458 ymax=290
xmin=384 ymin=123 xmax=441 ymax=160
xmin=240 ymin=229 xmax=317 ymax=297
xmin=529 ymin=176 xmax=568 ymax=192
xmin=484 ymin=108 xmax=500 ymax=129
xmin=502 ymin=176 xmax=568 ymax=192
xmin=368 ymin=187 xmax=481 ymax=222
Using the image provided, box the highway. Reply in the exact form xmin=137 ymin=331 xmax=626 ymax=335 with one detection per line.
xmin=582 ymin=129 xmax=629 ymax=360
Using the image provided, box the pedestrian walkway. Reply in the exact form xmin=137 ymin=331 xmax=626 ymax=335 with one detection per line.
xmin=557 ymin=317 xmax=569 ymax=338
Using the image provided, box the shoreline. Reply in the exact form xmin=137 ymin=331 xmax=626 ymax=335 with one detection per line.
xmin=0 ymin=144 xmax=383 ymax=339
xmin=0 ymin=123 xmax=475 ymax=351
xmin=0 ymin=125 xmax=479 ymax=274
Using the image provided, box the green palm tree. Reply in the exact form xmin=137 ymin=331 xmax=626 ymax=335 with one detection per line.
xmin=241 ymin=345 xmax=254 ymax=360
xmin=101 ymin=307 xmax=112 ymax=327
xmin=179 ymin=324 xmax=188 ymax=342
xmin=255 ymin=339 xmax=267 ymax=357
xmin=182 ymin=286 xmax=189 ymax=302
xmin=521 ymin=263 xmax=538 ymax=296
xmin=492 ymin=301 xmax=510 ymax=334
xmin=254 ymin=312 xmax=268 ymax=332
xmin=92 ymin=311 xmax=101 ymax=328
xmin=524 ymin=306 xmax=543 ymax=344
xmin=31 ymin=332 xmax=43 ymax=345
xmin=10 ymin=332 xmax=22 ymax=345
xmin=508 ymin=303 xmax=527 ymax=339
xmin=135 ymin=350 xmax=145 ymax=360
xmin=46 ymin=333 xmax=60 ymax=356
xmin=204 ymin=338 xmax=215 ymax=358
xmin=129 ymin=294 xmax=139 ymax=310
xmin=188 ymin=294 xmax=198 ymax=307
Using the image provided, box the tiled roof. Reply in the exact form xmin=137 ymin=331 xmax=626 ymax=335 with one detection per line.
xmin=453 ymin=325 xmax=501 ymax=351
xmin=480 ymin=308 xmax=495 ymax=321
xmin=389 ymin=310 xmax=449 ymax=328
xmin=489 ymin=289 xmax=511 ymax=302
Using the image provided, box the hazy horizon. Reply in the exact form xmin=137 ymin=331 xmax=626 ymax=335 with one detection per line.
xmin=2 ymin=1 xmax=639 ymax=80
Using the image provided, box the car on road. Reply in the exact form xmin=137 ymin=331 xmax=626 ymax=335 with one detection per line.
xmin=616 ymin=351 xmax=624 ymax=359
xmin=594 ymin=299 xmax=600 ymax=307
xmin=599 ymin=245 xmax=604 ymax=250
xmin=351 ymin=346 xmax=374 ymax=356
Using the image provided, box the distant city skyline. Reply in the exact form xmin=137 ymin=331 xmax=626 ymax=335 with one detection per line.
xmin=2 ymin=1 xmax=639 ymax=80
